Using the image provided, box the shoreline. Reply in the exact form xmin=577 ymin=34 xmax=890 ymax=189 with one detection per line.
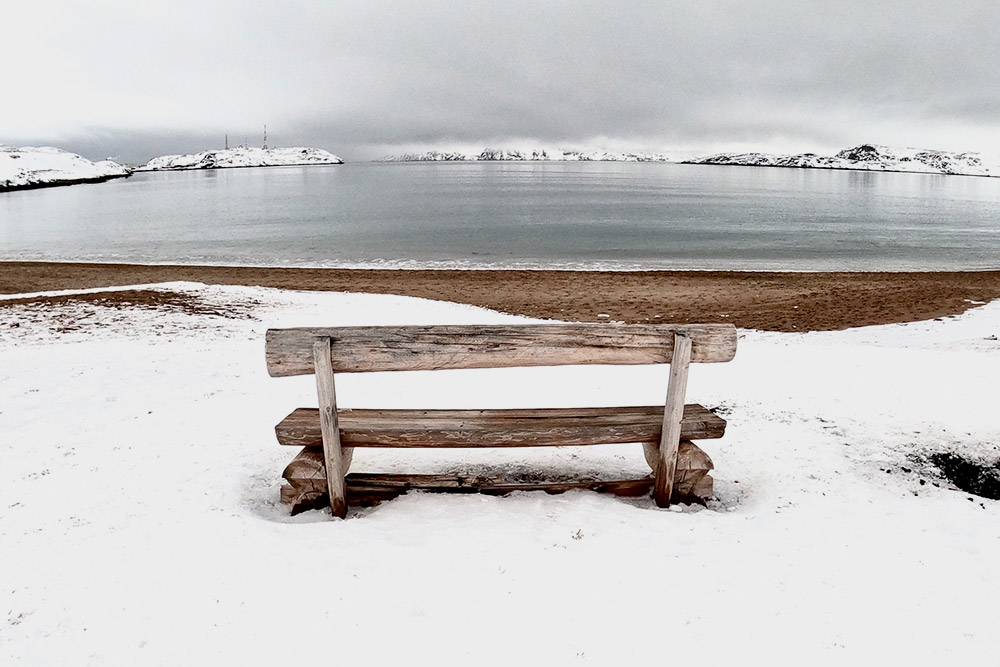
xmin=681 ymin=160 xmax=997 ymax=179
xmin=3 ymin=261 xmax=1000 ymax=332
xmin=133 ymin=161 xmax=344 ymax=173
xmin=0 ymin=172 xmax=131 ymax=193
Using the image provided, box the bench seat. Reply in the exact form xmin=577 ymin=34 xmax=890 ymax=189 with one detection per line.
xmin=275 ymin=403 xmax=726 ymax=448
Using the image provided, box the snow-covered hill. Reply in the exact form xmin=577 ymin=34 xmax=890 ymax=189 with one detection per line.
xmin=380 ymin=148 xmax=674 ymax=162
xmin=381 ymin=151 xmax=470 ymax=162
xmin=136 ymin=146 xmax=344 ymax=172
xmin=0 ymin=146 xmax=129 ymax=192
xmin=686 ymin=144 xmax=1000 ymax=177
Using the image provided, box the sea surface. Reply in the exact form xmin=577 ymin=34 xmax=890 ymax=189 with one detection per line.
xmin=2 ymin=162 xmax=1000 ymax=271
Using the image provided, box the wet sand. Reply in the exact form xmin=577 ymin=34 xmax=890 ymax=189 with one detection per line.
xmin=2 ymin=261 xmax=1000 ymax=331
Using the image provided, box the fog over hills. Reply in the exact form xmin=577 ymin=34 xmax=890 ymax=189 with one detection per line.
xmin=3 ymin=3 xmax=999 ymax=162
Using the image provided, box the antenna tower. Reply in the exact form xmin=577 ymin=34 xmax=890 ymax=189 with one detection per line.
xmin=263 ymin=124 xmax=268 ymax=150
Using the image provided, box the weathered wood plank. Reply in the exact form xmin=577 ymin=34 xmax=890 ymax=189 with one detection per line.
xmin=266 ymin=323 xmax=737 ymax=376
xmin=345 ymin=474 xmax=657 ymax=498
xmin=654 ymin=332 xmax=693 ymax=508
xmin=314 ymin=339 xmax=350 ymax=519
xmin=275 ymin=404 xmax=726 ymax=448
xmin=281 ymin=440 xmax=715 ymax=513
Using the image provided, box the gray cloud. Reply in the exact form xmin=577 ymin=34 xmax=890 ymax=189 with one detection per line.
xmin=3 ymin=0 xmax=999 ymax=162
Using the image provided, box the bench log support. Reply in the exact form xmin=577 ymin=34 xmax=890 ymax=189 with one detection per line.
xmin=281 ymin=439 xmax=714 ymax=515
xmin=313 ymin=338 xmax=353 ymax=518
xmin=653 ymin=332 xmax=692 ymax=508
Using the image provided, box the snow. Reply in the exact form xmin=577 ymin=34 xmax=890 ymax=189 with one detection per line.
xmin=2 ymin=283 xmax=999 ymax=664
xmin=0 ymin=146 xmax=128 ymax=191
xmin=135 ymin=147 xmax=344 ymax=171
xmin=687 ymin=143 xmax=1000 ymax=178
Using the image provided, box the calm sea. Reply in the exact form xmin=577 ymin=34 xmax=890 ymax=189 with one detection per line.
xmin=2 ymin=162 xmax=999 ymax=271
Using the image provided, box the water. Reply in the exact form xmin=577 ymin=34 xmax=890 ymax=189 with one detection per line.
xmin=2 ymin=162 xmax=1000 ymax=270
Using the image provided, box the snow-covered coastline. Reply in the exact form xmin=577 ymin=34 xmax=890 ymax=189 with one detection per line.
xmin=686 ymin=144 xmax=1000 ymax=178
xmin=381 ymin=143 xmax=1000 ymax=176
xmin=135 ymin=146 xmax=344 ymax=171
xmin=0 ymin=146 xmax=129 ymax=192
xmin=380 ymin=148 xmax=675 ymax=162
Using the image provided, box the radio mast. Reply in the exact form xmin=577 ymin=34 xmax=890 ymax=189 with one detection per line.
xmin=263 ymin=125 xmax=268 ymax=150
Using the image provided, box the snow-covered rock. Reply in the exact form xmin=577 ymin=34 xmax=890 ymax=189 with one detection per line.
xmin=380 ymin=151 xmax=470 ymax=162
xmin=686 ymin=144 xmax=1000 ymax=177
xmin=380 ymin=148 xmax=674 ymax=162
xmin=0 ymin=146 xmax=129 ymax=192
xmin=136 ymin=146 xmax=344 ymax=172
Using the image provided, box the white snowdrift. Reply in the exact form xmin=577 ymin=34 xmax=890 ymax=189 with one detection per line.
xmin=1 ymin=284 xmax=998 ymax=664
xmin=136 ymin=146 xmax=344 ymax=171
xmin=687 ymin=143 xmax=1000 ymax=177
xmin=0 ymin=146 xmax=128 ymax=192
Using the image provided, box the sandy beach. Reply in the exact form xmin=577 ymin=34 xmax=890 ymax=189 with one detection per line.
xmin=2 ymin=261 xmax=1000 ymax=331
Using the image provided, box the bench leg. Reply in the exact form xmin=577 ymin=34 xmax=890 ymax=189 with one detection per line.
xmin=653 ymin=332 xmax=692 ymax=508
xmin=313 ymin=338 xmax=350 ymax=519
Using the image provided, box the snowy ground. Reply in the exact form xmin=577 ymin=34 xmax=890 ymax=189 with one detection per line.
xmin=0 ymin=146 xmax=128 ymax=191
xmin=1 ymin=284 xmax=998 ymax=665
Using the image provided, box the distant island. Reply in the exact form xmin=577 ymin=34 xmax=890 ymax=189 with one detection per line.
xmin=0 ymin=146 xmax=129 ymax=192
xmin=685 ymin=144 xmax=998 ymax=178
xmin=379 ymin=148 xmax=675 ymax=162
xmin=136 ymin=146 xmax=343 ymax=172
xmin=7 ymin=142 xmax=997 ymax=192
xmin=379 ymin=143 xmax=1000 ymax=178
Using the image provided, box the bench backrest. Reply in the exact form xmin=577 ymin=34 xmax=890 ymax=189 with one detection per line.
xmin=265 ymin=323 xmax=737 ymax=377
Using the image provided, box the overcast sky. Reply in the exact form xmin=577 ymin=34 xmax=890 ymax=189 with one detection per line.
xmin=4 ymin=1 xmax=999 ymax=163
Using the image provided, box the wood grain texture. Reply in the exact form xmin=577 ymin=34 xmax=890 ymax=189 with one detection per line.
xmin=266 ymin=323 xmax=737 ymax=377
xmin=313 ymin=339 xmax=350 ymax=519
xmin=653 ymin=332 xmax=693 ymax=508
xmin=643 ymin=438 xmax=713 ymax=472
xmin=280 ymin=439 xmax=715 ymax=514
xmin=275 ymin=404 xmax=726 ymax=448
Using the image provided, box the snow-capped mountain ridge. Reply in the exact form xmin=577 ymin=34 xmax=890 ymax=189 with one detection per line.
xmin=0 ymin=146 xmax=129 ymax=192
xmin=686 ymin=144 xmax=999 ymax=177
xmin=136 ymin=146 xmax=343 ymax=171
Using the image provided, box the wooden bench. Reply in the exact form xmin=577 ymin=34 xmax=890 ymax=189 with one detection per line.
xmin=265 ymin=323 xmax=737 ymax=518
